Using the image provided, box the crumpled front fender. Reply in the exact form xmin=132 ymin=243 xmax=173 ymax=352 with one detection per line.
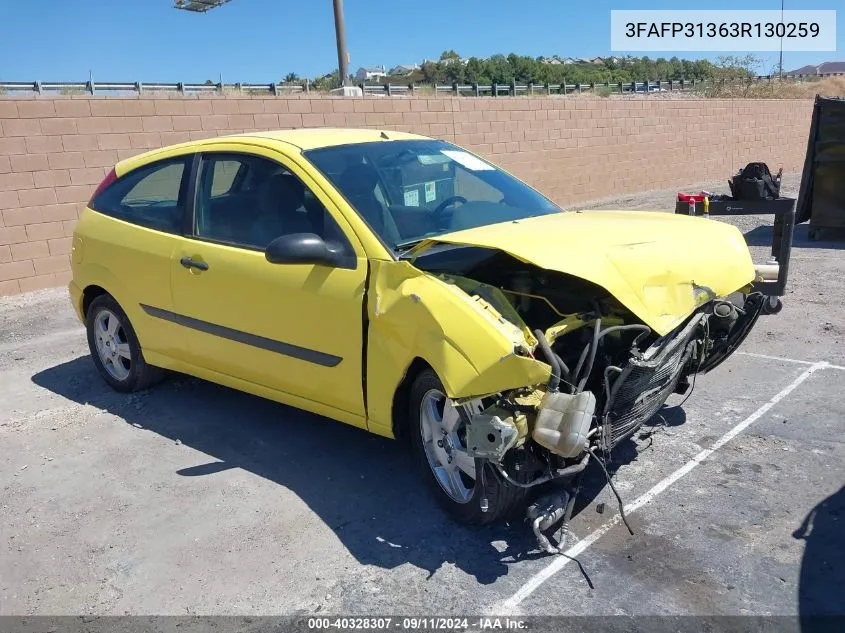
xmin=420 ymin=332 xmax=549 ymax=401
xmin=365 ymin=260 xmax=549 ymax=438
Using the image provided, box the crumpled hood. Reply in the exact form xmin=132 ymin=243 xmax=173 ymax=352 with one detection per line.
xmin=412 ymin=210 xmax=756 ymax=335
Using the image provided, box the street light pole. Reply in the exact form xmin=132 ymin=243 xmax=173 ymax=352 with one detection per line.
xmin=333 ymin=0 xmax=349 ymax=87
xmin=778 ymin=0 xmax=784 ymax=79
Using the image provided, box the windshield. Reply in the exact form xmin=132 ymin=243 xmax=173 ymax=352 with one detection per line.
xmin=303 ymin=140 xmax=560 ymax=252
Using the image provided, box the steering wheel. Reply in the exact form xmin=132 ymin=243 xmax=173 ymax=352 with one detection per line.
xmin=433 ymin=195 xmax=467 ymax=229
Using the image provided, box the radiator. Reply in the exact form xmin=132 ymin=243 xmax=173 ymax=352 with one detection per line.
xmin=601 ymin=314 xmax=705 ymax=452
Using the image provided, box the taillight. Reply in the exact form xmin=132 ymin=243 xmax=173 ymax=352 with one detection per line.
xmin=88 ymin=168 xmax=117 ymax=206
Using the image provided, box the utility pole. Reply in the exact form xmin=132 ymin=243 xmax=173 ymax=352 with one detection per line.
xmin=333 ymin=0 xmax=349 ymax=87
xmin=175 ymin=0 xmax=351 ymax=88
xmin=778 ymin=0 xmax=784 ymax=79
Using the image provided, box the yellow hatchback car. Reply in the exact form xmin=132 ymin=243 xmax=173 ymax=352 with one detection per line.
xmin=70 ymin=128 xmax=776 ymax=526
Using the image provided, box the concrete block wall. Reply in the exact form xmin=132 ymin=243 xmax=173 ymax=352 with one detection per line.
xmin=0 ymin=94 xmax=813 ymax=295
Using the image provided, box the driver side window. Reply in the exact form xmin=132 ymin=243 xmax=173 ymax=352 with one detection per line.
xmin=193 ymin=153 xmax=352 ymax=256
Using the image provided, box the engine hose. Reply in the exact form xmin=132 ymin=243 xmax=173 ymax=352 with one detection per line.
xmin=587 ymin=447 xmax=635 ymax=535
xmin=532 ymin=516 xmax=560 ymax=555
xmin=494 ymin=453 xmax=590 ymax=489
xmin=533 ymin=329 xmax=561 ymax=393
xmin=577 ymin=324 xmax=651 ymax=393
xmin=599 ymin=324 xmax=652 ymax=349
xmin=553 ymin=352 xmax=572 ymax=389
xmin=573 ymin=317 xmax=602 ymax=390
xmin=602 ymin=365 xmax=623 ymax=415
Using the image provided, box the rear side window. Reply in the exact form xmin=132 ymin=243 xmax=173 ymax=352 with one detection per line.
xmin=90 ymin=158 xmax=189 ymax=233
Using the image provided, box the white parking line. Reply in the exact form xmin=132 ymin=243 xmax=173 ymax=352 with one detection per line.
xmin=737 ymin=351 xmax=845 ymax=371
xmin=497 ymin=361 xmax=828 ymax=613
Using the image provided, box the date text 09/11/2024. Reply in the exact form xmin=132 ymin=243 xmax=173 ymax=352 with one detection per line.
xmin=307 ymin=617 xmax=528 ymax=630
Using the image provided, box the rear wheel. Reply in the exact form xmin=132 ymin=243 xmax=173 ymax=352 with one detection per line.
xmin=86 ymin=294 xmax=164 ymax=392
xmin=408 ymin=369 xmax=526 ymax=524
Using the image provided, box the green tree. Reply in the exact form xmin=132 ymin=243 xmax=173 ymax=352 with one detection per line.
xmin=390 ymin=52 xmax=724 ymax=89
xmin=486 ymin=54 xmax=513 ymax=84
xmin=707 ymin=55 xmax=762 ymax=96
xmin=283 ymin=72 xmax=300 ymax=83
xmin=422 ymin=60 xmax=447 ymax=84
xmin=311 ymin=71 xmax=339 ymax=91
xmin=714 ymin=54 xmax=761 ymax=78
xmin=463 ymin=57 xmax=486 ymax=84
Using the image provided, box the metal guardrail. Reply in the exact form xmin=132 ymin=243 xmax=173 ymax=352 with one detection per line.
xmin=0 ymin=81 xmax=307 ymax=96
xmin=1 ymin=73 xmax=843 ymax=97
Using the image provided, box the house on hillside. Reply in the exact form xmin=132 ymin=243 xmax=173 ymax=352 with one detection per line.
xmin=440 ymin=57 xmax=469 ymax=66
xmin=789 ymin=61 xmax=845 ymax=75
xmin=355 ymin=66 xmax=387 ymax=82
xmin=568 ymin=56 xmax=605 ymax=65
xmin=388 ymin=64 xmax=420 ymax=76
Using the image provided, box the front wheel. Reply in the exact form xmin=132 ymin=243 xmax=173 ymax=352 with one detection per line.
xmin=408 ymin=369 xmax=526 ymax=524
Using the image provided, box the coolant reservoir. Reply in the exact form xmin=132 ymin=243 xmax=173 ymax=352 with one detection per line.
xmin=532 ymin=391 xmax=596 ymax=458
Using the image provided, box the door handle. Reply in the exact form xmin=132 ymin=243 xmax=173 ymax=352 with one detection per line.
xmin=180 ymin=256 xmax=209 ymax=271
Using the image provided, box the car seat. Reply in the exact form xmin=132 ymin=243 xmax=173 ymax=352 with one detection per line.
xmin=252 ymin=173 xmax=313 ymax=246
xmin=336 ymin=164 xmax=402 ymax=247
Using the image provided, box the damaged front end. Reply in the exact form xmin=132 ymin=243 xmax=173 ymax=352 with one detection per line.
xmin=409 ymin=237 xmax=768 ymax=550
xmin=454 ymin=285 xmax=764 ymax=468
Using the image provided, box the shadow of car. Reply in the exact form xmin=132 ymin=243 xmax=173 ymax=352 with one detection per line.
xmin=31 ymin=356 xmax=551 ymax=584
xmin=794 ymin=484 xmax=845 ymax=631
xmin=31 ymin=355 xmax=685 ymax=584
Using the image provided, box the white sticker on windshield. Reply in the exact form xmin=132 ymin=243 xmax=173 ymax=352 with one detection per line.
xmin=404 ymin=189 xmax=419 ymax=207
xmin=418 ymin=154 xmax=450 ymax=165
xmin=424 ymin=181 xmax=436 ymax=203
xmin=441 ymin=150 xmax=494 ymax=171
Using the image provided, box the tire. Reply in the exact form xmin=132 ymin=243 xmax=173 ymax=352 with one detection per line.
xmin=86 ymin=294 xmax=165 ymax=393
xmin=408 ymin=369 xmax=526 ymax=525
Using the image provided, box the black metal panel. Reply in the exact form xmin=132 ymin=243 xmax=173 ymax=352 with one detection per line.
xmin=796 ymin=96 xmax=845 ymax=229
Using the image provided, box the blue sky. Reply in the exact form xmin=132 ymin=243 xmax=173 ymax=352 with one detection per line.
xmin=0 ymin=0 xmax=841 ymax=81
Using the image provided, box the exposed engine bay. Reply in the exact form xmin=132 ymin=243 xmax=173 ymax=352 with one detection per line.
xmin=412 ymin=245 xmax=769 ymax=551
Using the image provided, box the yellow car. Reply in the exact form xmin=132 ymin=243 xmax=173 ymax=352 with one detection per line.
xmin=69 ymin=129 xmax=775 ymax=525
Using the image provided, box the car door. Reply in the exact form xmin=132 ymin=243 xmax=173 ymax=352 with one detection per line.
xmin=168 ymin=144 xmax=368 ymax=425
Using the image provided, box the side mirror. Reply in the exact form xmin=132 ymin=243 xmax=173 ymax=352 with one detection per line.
xmin=264 ymin=233 xmax=341 ymax=266
xmin=265 ymin=233 xmax=341 ymax=266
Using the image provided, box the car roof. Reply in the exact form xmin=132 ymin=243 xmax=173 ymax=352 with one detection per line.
xmin=115 ymin=128 xmax=432 ymax=174
xmin=244 ymin=128 xmax=430 ymax=149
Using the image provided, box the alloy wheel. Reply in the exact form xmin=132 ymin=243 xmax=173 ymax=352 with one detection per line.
xmin=93 ymin=309 xmax=132 ymax=381
xmin=419 ymin=389 xmax=479 ymax=503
